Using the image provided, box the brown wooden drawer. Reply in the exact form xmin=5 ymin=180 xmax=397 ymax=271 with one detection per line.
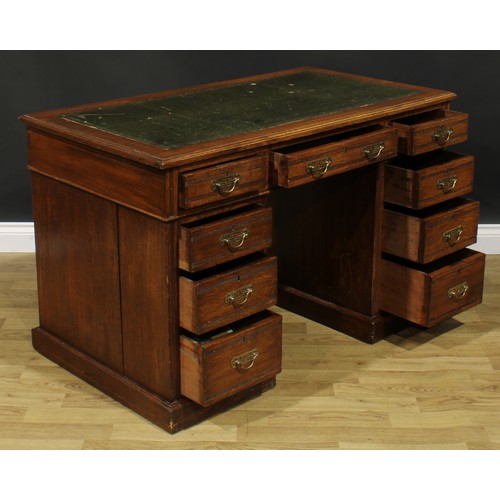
xmin=272 ymin=125 xmax=398 ymax=188
xmin=180 ymin=311 xmax=282 ymax=406
xmin=382 ymin=198 xmax=480 ymax=264
xmin=384 ymin=151 xmax=474 ymax=209
xmin=380 ymin=249 xmax=485 ymax=328
xmin=179 ymin=255 xmax=277 ymax=334
xmin=179 ymin=205 xmax=272 ymax=272
xmin=179 ymin=155 xmax=268 ymax=209
xmin=390 ymin=110 xmax=468 ymax=155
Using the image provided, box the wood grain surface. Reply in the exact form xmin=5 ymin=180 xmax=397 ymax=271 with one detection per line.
xmin=1 ymin=253 xmax=499 ymax=450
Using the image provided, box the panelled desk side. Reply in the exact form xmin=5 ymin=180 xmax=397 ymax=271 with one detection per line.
xmin=20 ymin=68 xmax=485 ymax=433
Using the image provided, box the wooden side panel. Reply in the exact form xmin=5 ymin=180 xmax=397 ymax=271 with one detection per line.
xmin=28 ymin=129 xmax=169 ymax=217
xmin=384 ymin=165 xmax=416 ymax=208
xmin=31 ymin=173 xmax=123 ymax=372
xmin=179 ymin=339 xmax=204 ymax=405
xmin=272 ymin=165 xmax=381 ymax=316
xmin=382 ymin=209 xmax=424 ymax=262
xmin=118 ymin=207 xmax=179 ymax=401
xmin=379 ymin=259 xmax=429 ymax=325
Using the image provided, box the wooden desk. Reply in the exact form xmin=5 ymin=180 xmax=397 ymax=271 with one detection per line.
xmin=20 ymin=68 xmax=485 ymax=433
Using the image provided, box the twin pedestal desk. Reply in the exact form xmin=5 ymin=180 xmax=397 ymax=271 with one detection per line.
xmin=21 ymin=68 xmax=485 ymax=433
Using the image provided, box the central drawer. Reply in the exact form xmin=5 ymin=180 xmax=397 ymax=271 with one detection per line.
xmin=272 ymin=125 xmax=398 ymax=188
xmin=180 ymin=311 xmax=282 ymax=406
xmin=179 ymin=255 xmax=277 ymax=334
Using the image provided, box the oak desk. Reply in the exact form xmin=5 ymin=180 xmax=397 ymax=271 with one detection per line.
xmin=20 ymin=68 xmax=485 ymax=433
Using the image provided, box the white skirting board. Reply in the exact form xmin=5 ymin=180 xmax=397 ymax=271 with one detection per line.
xmin=0 ymin=222 xmax=500 ymax=254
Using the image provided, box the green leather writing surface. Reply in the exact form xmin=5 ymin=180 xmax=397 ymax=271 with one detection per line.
xmin=61 ymin=71 xmax=418 ymax=150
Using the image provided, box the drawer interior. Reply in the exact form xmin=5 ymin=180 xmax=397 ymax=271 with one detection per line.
xmin=181 ymin=204 xmax=263 ymax=229
xmin=179 ymin=252 xmax=268 ymax=280
xmin=382 ymin=248 xmax=478 ymax=274
xmin=386 ymin=150 xmax=467 ymax=171
xmin=274 ymin=124 xmax=384 ymax=154
xmin=392 ymin=109 xmax=447 ymax=126
xmin=384 ymin=197 xmax=476 ymax=218
xmin=181 ymin=310 xmax=275 ymax=342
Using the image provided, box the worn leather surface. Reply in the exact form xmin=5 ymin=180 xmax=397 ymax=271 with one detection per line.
xmin=61 ymin=71 xmax=418 ymax=150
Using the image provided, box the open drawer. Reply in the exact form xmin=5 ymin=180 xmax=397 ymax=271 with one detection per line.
xmin=179 ymin=255 xmax=277 ymax=335
xmin=389 ymin=109 xmax=468 ymax=155
xmin=382 ymin=198 xmax=480 ymax=264
xmin=179 ymin=155 xmax=268 ymax=209
xmin=180 ymin=311 xmax=282 ymax=406
xmin=272 ymin=125 xmax=398 ymax=188
xmin=179 ymin=205 xmax=273 ymax=272
xmin=380 ymin=249 xmax=485 ymax=328
xmin=384 ymin=151 xmax=475 ymax=209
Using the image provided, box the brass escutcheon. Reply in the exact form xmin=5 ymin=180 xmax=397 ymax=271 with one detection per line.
xmin=362 ymin=142 xmax=385 ymax=161
xmin=443 ymin=226 xmax=464 ymax=246
xmin=225 ymin=284 xmax=254 ymax=306
xmin=306 ymin=157 xmax=331 ymax=178
xmin=437 ymin=175 xmax=458 ymax=193
xmin=448 ymin=282 xmax=469 ymax=300
xmin=211 ymin=173 xmax=240 ymax=194
xmin=432 ymin=126 xmax=453 ymax=146
xmin=220 ymin=228 xmax=249 ymax=250
xmin=231 ymin=348 xmax=259 ymax=372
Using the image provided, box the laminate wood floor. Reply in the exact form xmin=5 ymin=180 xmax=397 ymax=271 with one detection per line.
xmin=1 ymin=253 xmax=499 ymax=450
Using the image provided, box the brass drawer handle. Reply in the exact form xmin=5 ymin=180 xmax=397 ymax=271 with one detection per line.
xmin=225 ymin=284 xmax=254 ymax=306
xmin=211 ymin=173 xmax=240 ymax=194
xmin=220 ymin=228 xmax=249 ymax=250
xmin=443 ymin=226 xmax=464 ymax=246
xmin=448 ymin=282 xmax=469 ymax=301
xmin=306 ymin=157 xmax=331 ymax=178
xmin=231 ymin=348 xmax=259 ymax=372
xmin=432 ymin=126 xmax=453 ymax=146
xmin=437 ymin=175 xmax=458 ymax=193
xmin=362 ymin=142 xmax=385 ymax=161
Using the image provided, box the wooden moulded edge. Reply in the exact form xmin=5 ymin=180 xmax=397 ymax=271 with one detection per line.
xmin=19 ymin=67 xmax=457 ymax=170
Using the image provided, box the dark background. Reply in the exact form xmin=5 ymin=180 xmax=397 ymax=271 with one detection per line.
xmin=2 ymin=50 xmax=499 ymax=222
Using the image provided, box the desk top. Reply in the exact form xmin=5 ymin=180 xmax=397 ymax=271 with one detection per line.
xmin=21 ymin=67 xmax=456 ymax=169
xmin=60 ymin=71 xmax=418 ymax=150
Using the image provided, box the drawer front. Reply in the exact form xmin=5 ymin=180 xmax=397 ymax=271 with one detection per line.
xmin=384 ymin=151 xmax=474 ymax=209
xmin=382 ymin=199 xmax=480 ymax=264
xmin=179 ymin=206 xmax=273 ymax=272
xmin=179 ymin=256 xmax=277 ymax=334
xmin=179 ymin=155 xmax=268 ymax=209
xmin=273 ymin=126 xmax=398 ymax=188
xmin=180 ymin=311 xmax=282 ymax=406
xmin=391 ymin=110 xmax=468 ymax=155
xmin=380 ymin=249 xmax=485 ymax=327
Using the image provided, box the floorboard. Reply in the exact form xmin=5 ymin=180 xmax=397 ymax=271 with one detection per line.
xmin=1 ymin=253 xmax=499 ymax=450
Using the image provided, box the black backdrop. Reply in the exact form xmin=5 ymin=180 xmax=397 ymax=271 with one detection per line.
xmin=2 ymin=50 xmax=499 ymax=222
